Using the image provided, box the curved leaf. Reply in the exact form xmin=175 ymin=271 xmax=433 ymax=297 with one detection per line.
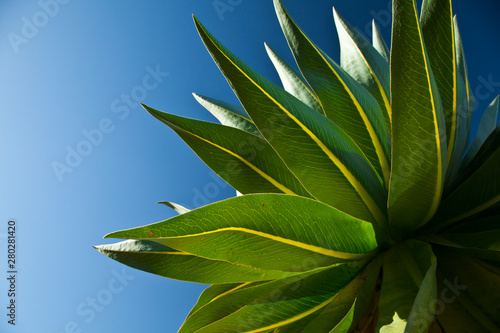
xmin=388 ymin=0 xmax=447 ymax=232
xmin=274 ymin=0 xmax=391 ymax=185
xmin=185 ymin=262 xmax=364 ymax=333
xmin=188 ymin=283 xmax=247 ymax=317
xmin=106 ymin=194 xmax=379 ymax=272
xmin=429 ymin=230 xmax=500 ymax=263
xmin=275 ymin=256 xmax=382 ymax=332
xmin=179 ymin=267 xmax=330 ymax=333
xmin=264 ymin=43 xmax=323 ymax=113
xmin=429 ymin=147 xmax=500 ymax=232
xmin=434 ymin=272 xmax=490 ymax=332
xmin=95 ymin=240 xmax=300 ymax=284
xmin=333 ymin=7 xmax=391 ymax=130
xmin=158 ymin=201 xmax=190 ymax=215
xmin=144 ymin=106 xmax=312 ymax=198
xmin=462 ymin=96 xmax=499 ymax=166
xmin=276 ymin=287 xmax=360 ymax=333
xmin=305 ymin=256 xmax=382 ymax=333
xmin=192 ymin=93 xmax=261 ymax=136
xmin=193 ymin=16 xmax=388 ymax=224
xmin=434 ymin=248 xmax=500 ymax=332
xmin=377 ymin=241 xmax=437 ymax=332
xmin=454 ymin=16 xmax=476 ymax=148
xmin=444 ymin=71 xmax=469 ymax=186
xmin=442 ymin=205 xmax=500 ymax=235
xmin=405 ymin=255 xmax=437 ymax=332
xmin=448 ymin=123 xmax=500 ymax=196
xmin=421 ymin=0 xmax=457 ymax=166
xmin=372 ymin=20 xmax=390 ymax=62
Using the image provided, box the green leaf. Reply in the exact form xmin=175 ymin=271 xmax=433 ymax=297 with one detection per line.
xmin=454 ymin=16 xmax=476 ymax=148
xmin=157 ymin=201 xmax=190 ymax=214
xmin=434 ymin=248 xmax=500 ymax=332
xmin=421 ymin=0 xmax=457 ymax=167
xmin=193 ymin=16 xmax=388 ymax=224
xmin=427 ymin=230 xmax=500 ymax=263
xmin=273 ymin=257 xmax=381 ymax=333
xmin=377 ymin=241 xmax=437 ymax=332
xmin=444 ymin=71 xmax=469 ymax=186
xmin=372 ymin=20 xmax=390 ymax=63
xmin=444 ymin=205 xmax=500 ymax=234
xmin=328 ymin=301 xmax=357 ymax=333
xmin=179 ymin=267 xmax=331 ymax=333
xmin=388 ymin=0 xmax=447 ymax=232
xmin=462 ymin=96 xmax=500 ymax=166
xmin=405 ymin=253 xmax=437 ymax=332
xmin=301 ymin=256 xmax=382 ymax=332
xmin=185 ymin=262 xmax=364 ymax=333
xmin=439 ymin=229 xmax=500 ymax=252
xmin=274 ymin=0 xmax=391 ymax=185
xmin=192 ymin=93 xmax=261 ymax=136
xmin=434 ymin=269 xmax=490 ymax=332
xmin=428 ymin=146 xmax=500 ymax=232
xmin=95 ymin=240 xmax=301 ymax=284
xmin=426 ymin=210 xmax=500 ymax=262
xmin=144 ymin=105 xmax=312 ymax=198
xmin=276 ymin=276 xmax=370 ymax=332
xmin=275 ymin=289 xmax=358 ymax=333
xmin=187 ymin=283 xmax=246 ymax=317
xmin=448 ymin=123 xmax=500 ymax=196
xmin=443 ymin=18 xmax=476 ymax=185
xmin=333 ymin=7 xmax=391 ymax=131
xmin=105 ymin=194 xmax=379 ymax=272
xmin=264 ymin=43 xmax=323 ymax=114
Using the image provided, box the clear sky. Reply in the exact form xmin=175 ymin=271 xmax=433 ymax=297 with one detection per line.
xmin=1 ymin=0 xmax=499 ymax=332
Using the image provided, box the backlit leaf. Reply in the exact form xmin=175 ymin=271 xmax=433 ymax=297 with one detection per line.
xmin=388 ymin=0 xmax=447 ymax=232
xmin=105 ymin=194 xmax=379 ymax=272
xmin=275 ymin=0 xmax=391 ymax=185
xmin=194 ymin=16 xmax=388 ymax=224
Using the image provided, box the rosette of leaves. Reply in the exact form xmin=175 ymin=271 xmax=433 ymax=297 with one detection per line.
xmin=95 ymin=0 xmax=500 ymax=331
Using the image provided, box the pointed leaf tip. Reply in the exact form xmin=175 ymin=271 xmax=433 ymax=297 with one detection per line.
xmin=158 ymin=201 xmax=191 ymax=215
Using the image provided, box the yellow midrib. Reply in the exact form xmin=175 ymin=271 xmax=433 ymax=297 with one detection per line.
xmin=339 ymin=20 xmax=392 ymax=124
xmin=370 ymin=62 xmax=392 ymax=123
xmin=182 ymin=282 xmax=254 ymax=327
xmin=245 ymin=293 xmax=339 ymax=333
xmin=447 ymin=2 xmax=458 ymax=166
xmin=174 ymin=124 xmax=297 ymax=196
xmin=305 ymin=30 xmax=390 ymax=186
xmin=412 ymin=0 xmax=444 ymax=226
xmin=210 ymin=282 xmax=252 ymax=303
xmin=160 ymin=227 xmax=375 ymax=260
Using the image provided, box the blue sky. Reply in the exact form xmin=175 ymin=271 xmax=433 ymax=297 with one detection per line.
xmin=0 ymin=0 xmax=499 ymax=332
